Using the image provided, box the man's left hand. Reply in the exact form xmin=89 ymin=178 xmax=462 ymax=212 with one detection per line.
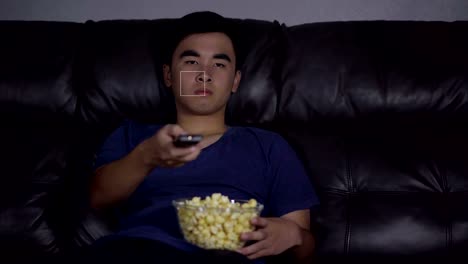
xmin=237 ymin=217 xmax=302 ymax=260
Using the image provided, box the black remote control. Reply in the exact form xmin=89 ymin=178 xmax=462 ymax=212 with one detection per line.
xmin=173 ymin=134 xmax=203 ymax=147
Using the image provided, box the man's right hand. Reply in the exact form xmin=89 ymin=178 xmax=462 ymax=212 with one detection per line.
xmin=136 ymin=124 xmax=202 ymax=169
xmin=90 ymin=124 xmax=202 ymax=209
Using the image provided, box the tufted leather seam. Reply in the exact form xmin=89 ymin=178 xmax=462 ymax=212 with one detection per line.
xmin=447 ymin=220 xmax=452 ymax=255
xmin=344 ymin=194 xmax=351 ymax=256
xmin=344 ymin=139 xmax=352 ymax=255
xmin=440 ymin=161 xmax=453 ymax=254
xmin=449 ymin=217 xmax=453 ymax=253
xmin=273 ymin=22 xmax=287 ymax=121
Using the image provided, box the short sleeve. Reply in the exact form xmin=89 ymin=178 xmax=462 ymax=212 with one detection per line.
xmin=266 ymin=135 xmax=319 ymax=217
xmin=93 ymin=121 xmax=132 ymax=170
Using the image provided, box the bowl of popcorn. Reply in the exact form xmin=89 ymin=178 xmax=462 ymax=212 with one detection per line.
xmin=172 ymin=193 xmax=264 ymax=251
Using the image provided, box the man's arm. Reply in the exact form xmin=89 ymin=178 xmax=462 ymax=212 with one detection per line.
xmin=281 ymin=209 xmax=315 ymax=263
xmin=237 ymin=134 xmax=318 ymax=262
xmin=237 ymin=209 xmax=315 ymax=264
xmin=90 ymin=124 xmax=201 ymax=210
xmin=90 ymin=145 xmax=154 ymax=210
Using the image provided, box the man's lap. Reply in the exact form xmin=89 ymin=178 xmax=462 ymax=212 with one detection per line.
xmin=76 ymin=237 xmax=252 ymax=264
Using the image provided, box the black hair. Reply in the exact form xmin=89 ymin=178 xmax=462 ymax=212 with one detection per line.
xmin=162 ymin=11 xmax=243 ymax=71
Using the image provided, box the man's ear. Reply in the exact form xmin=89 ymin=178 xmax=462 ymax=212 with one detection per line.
xmin=163 ymin=64 xmax=172 ymax=87
xmin=231 ymin=70 xmax=242 ymax=93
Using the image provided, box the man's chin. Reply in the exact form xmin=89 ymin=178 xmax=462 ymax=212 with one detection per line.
xmin=176 ymin=99 xmax=227 ymax=116
xmin=188 ymin=108 xmax=221 ymax=116
xmin=179 ymin=105 xmax=224 ymax=116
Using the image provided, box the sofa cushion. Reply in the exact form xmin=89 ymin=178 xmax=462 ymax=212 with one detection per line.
xmin=0 ymin=21 xmax=82 ymax=258
xmin=279 ymin=21 xmax=468 ymax=258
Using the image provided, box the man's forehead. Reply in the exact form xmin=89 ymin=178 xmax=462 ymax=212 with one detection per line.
xmin=181 ymin=32 xmax=231 ymax=41
xmin=175 ymin=32 xmax=234 ymax=53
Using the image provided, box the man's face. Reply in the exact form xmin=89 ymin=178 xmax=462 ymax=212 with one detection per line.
xmin=163 ymin=32 xmax=241 ymax=116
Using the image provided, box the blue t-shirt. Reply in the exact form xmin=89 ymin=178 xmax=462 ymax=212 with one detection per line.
xmin=94 ymin=120 xmax=319 ymax=261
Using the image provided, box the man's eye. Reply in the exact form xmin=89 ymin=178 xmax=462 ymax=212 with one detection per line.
xmin=215 ymin=63 xmax=225 ymax=68
xmin=185 ymin=60 xmax=198 ymax=65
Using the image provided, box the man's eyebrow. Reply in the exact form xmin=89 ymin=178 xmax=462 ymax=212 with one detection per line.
xmin=213 ymin=53 xmax=232 ymax=63
xmin=179 ymin=50 xmax=200 ymax=58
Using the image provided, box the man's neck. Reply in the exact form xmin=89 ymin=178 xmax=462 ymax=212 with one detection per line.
xmin=176 ymin=112 xmax=227 ymax=136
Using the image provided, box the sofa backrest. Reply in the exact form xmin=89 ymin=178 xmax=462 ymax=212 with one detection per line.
xmin=279 ymin=21 xmax=468 ymax=260
xmin=1 ymin=18 xmax=468 ymax=261
xmin=75 ymin=18 xmax=285 ymax=127
xmin=0 ymin=21 xmax=84 ymax=260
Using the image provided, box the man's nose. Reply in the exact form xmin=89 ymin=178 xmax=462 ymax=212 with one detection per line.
xmin=196 ymin=72 xmax=212 ymax=83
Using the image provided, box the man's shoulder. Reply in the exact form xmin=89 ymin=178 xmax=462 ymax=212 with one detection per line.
xmin=115 ymin=119 xmax=164 ymax=141
xmin=118 ymin=119 xmax=163 ymax=131
xmin=235 ymin=126 xmax=276 ymax=137
xmin=233 ymin=126 xmax=286 ymax=147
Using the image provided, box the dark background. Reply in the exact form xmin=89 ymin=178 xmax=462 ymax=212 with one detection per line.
xmin=1 ymin=0 xmax=468 ymax=25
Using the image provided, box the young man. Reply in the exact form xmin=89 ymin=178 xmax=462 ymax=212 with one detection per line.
xmin=88 ymin=11 xmax=319 ymax=264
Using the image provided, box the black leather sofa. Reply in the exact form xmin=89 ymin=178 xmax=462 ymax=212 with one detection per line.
xmin=1 ymin=17 xmax=468 ymax=263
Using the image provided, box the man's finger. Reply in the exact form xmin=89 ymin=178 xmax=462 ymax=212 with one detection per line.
xmin=166 ymin=124 xmax=187 ymax=139
xmin=251 ymin=217 xmax=268 ymax=228
xmin=172 ymin=162 xmax=186 ymax=168
xmin=160 ymin=146 xmax=201 ymax=166
xmin=170 ymin=161 xmax=186 ymax=168
xmin=159 ymin=159 xmax=185 ymax=168
xmin=177 ymin=147 xmax=201 ymax=161
xmin=240 ymin=230 xmax=267 ymax=241
xmin=237 ymin=240 xmax=268 ymax=256
xmin=246 ymin=249 xmax=270 ymax=260
xmin=168 ymin=145 xmax=199 ymax=158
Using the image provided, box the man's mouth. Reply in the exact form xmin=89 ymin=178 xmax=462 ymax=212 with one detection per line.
xmin=193 ymin=89 xmax=213 ymax=96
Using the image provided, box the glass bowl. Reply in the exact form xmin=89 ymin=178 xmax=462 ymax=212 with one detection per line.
xmin=172 ymin=197 xmax=264 ymax=250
